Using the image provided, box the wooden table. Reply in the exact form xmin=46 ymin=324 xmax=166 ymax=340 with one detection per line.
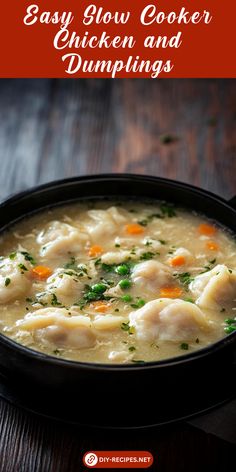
xmin=0 ymin=79 xmax=235 ymax=471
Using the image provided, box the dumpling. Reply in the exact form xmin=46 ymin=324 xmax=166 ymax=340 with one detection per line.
xmin=16 ymin=307 xmax=96 ymax=349
xmin=37 ymin=221 xmax=86 ymax=258
xmin=189 ymin=264 xmax=236 ymax=310
xmin=45 ymin=268 xmax=84 ymax=305
xmin=131 ymin=260 xmax=172 ymax=294
xmin=129 ymin=298 xmax=209 ymax=342
xmin=0 ymin=252 xmax=33 ymax=303
xmin=85 ymin=206 xmax=127 ymax=241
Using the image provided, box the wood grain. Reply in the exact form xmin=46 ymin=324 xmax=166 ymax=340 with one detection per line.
xmin=0 ymin=79 xmax=235 ymax=472
xmin=0 ymin=79 xmax=235 ymax=201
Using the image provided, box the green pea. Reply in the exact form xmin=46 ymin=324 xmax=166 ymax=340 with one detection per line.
xmin=224 ymin=326 xmax=236 ymax=334
xmin=121 ymin=295 xmax=133 ymax=302
xmin=119 ymin=279 xmax=132 ymax=290
xmin=115 ymin=264 xmax=129 ymax=276
xmin=91 ymin=283 xmax=107 ymax=294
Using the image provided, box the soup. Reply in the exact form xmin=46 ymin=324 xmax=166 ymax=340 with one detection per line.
xmin=0 ymin=200 xmax=236 ymax=364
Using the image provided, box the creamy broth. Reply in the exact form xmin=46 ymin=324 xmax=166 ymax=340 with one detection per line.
xmin=0 ymin=200 xmax=236 ymax=364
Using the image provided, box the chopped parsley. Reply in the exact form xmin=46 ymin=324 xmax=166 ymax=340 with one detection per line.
xmin=9 ymin=252 xmax=17 ymax=260
xmin=64 ymin=258 xmax=88 ymax=275
xmin=53 ymin=349 xmax=63 ymax=356
xmin=18 ymin=263 xmax=28 ymax=272
xmin=26 ymin=297 xmax=33 ymax=303
xmin=140 ymin=252 xmax=157 ymax=261
xmin=51 ymin=294 xmax=62 ymax=306
xmin=201 ymin=259 xmax=217 ymax=273
xmin=175 ymin=272 xmax=194 ymax=287
xmin=79 ymin=281 xmax=111 ymax=305
xmin=101 ymin=263 xmax=116 ymax=273
xmin=138 ymin=219 xmax=149 ymax=227
xmin=4 ymin=278 xmax=11 ymax=287
xmin=21 ymin=251 xmax=36 ymax=265
xmin=128 ymin=346 xmax=136 ymax=352
xmin=180 ymin=343 xmax=189 ymax=350
xmin=159 ymin=240 xmax=167 ymax=245
xmin=121 ymin=322 xmax=135 ymax=335
xmin=184 ymin=297 xmax=195 ymax=304
xmin=160 ymin=204 xmax=176 ymax=217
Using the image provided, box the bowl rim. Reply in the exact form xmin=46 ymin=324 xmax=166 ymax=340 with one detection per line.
xmin=0 ymin=172 xmax=235 ymax=371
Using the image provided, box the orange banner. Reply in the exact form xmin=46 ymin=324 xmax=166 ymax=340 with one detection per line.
xmin=0 ymin=0 xmax=235 ymax=78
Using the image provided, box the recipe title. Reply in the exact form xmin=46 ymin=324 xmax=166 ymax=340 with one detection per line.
xmin=23 ymin=3 xmax=213 ymax=78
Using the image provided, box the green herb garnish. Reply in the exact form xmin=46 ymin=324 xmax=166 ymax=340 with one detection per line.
xmin=140 ymin=252 xmax=156 ymax=261
xmin=224 ymin=326 xmax=236 ymax=334
xmin=21 ymin=251 xmax=36 ymax=265
xmin=51 ymin=294 xmax=61 ymax=306
xmin=175 ymin=272 xmax=194 ymax=287
xmin=18 ymin=263 xmax=28 ymax=272
xmin=138 ymin=219 xmax=148 ymax=227
xmin=160 ymin=204 xmax=176 ymax=217
xmin=180 ymin=343 xmax=189 ymax=350
xmin=128 ymin=346 xmax=136 ymax=352
xmin=121 ymin=322 xmax=134 ymax=335
xmin=4 ymin=278 xmax=11 ymax=287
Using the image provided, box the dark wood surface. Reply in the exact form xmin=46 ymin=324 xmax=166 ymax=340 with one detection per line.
xmin=0 ymin=79 xmax=235 ymax=472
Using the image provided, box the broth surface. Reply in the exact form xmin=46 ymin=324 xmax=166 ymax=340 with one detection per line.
xmin=0 ymin=199 xmax=236 ymax=364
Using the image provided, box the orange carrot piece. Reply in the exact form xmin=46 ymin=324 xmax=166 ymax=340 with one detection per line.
xmin=31 ymin=266 xmax=52 ymax=280
xmin=160 ymin=287 xmax=183 ymax=298
xmin=125 ymin=223 xmax=144 ymax=235
xmin=88 ymin=245 xmax=103 ymax=257
xmin=198 ymin=223 xmax=216 ymax=236
xmin=90 ymin=301 xmax=110 ymax=313
xmin=206 ymin=241 xmax=219 ymax=251
xmin=169 ymin=255 xmax=186 ymax=267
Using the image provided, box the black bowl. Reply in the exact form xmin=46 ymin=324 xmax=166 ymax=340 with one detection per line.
xmin=0 ymin=174 xmax=235 ymax=428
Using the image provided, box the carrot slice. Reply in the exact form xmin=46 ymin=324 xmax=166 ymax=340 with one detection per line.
xmin=88 ymin=245 xmax=103 ymax=257
xmin=125 ymin=223 xmax=144 ymax=235
xmin=90 ymin=301 xmax=110 ymax=313
xmin=206 ymin=241 xmax=219 ymax=251
xmin=198 ymin=223 xmax=216 ymax=236
xmin=31 ymin=266 xmax=52 ymax=280
xmin=160 ymin=287 xmax=183 ymax=298
xmin=169 ymin=255 xmax=186 ymax=267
